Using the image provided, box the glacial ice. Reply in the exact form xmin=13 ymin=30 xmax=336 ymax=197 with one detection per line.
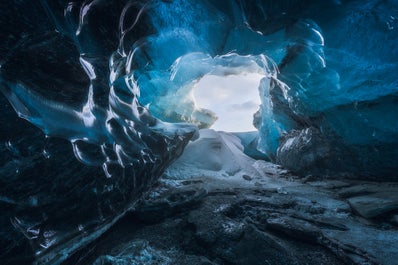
xmin=0 ymin=0 xmax=397 ymax=263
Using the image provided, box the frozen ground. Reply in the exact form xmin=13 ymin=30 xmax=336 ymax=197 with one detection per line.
xmin=64 ymin=130 xmax=398 ymax=265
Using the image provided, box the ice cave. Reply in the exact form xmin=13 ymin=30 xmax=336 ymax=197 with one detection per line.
xmin=0 ymin=0 xmax=398 ymax=264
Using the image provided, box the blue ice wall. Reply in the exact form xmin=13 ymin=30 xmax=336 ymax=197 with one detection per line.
xmin=125 ymin=0 xmax=398 ymax=178
xmin=0 ymin=0 xmax=397 ymax=263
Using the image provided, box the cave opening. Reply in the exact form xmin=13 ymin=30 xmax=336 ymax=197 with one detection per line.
xmin=193 ymin=72 xmax=264 ymax=132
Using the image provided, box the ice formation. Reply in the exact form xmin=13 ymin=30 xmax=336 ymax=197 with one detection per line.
xmin=0 ymin=0 xmax=397 ymax=263
xmin=165 ymin=129 xmax=266 ymax=180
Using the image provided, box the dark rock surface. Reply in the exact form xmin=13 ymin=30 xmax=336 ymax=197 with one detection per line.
xmin=62 ymin=163 xmax=398 ymax=265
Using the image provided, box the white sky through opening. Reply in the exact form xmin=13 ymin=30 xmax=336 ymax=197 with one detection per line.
xmin=193 ymin=73 xmax=264 ymax=132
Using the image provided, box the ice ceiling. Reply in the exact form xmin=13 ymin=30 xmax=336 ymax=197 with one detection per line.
xmin=1 ymin=0 xmax=397 ymax=178
xmin=0 ymin=0 xmax=397 ymax=263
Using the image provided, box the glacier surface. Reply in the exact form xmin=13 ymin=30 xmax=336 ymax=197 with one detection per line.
xmin=0 ymin=0 xmax=397 ymax=263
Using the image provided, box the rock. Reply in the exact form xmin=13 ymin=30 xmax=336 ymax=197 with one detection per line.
xmin=224 ymin=226 xmax=297 ymax=265
xmin=266 ymin=216 xmax=322 ymax=244
xmin=338 ymin=183 xmax=398 ymax=198
xmin=242 ymin=174 xmax=252 ymax=181
xmin=188 ymin=197 xmax=245 ymax=245
xmin=307 ymin=180 xmax=352 ymax=189
xmin=347 ymin=193 xmax=398 ymax=219
xmin=134 ymin=187 xmax=207 ymax=223
xmin=92 ymin=241 xmax=171 ymax=265
xmin=276 ymin=127 xmax=333 ymax=175
xmin=390 ymin=215 xmax=398 ymax=226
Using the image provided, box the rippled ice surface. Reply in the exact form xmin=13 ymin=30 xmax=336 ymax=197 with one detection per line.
xmin=0 ymin=0 xmax=397 ymax=263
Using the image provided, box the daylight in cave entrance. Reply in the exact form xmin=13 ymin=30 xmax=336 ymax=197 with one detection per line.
xmin=193 ymin=73 xmax=264 ymax=132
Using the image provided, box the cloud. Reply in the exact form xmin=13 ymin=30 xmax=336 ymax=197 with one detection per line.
xmin=193 ymin=73 xmax=264 ymax=132
xmin=229 ymin=100 xmax=259 ymax=111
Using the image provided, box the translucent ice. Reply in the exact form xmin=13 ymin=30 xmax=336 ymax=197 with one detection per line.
xmin=1 ymin=0 xmax=398 ymax=263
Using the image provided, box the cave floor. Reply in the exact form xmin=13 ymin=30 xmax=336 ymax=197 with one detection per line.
xmin=65 ymin=161 xmax=398 ymax=265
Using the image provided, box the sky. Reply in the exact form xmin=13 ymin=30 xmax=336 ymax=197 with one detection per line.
xmin=193 ymin=73 xmax=264 ymax=132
